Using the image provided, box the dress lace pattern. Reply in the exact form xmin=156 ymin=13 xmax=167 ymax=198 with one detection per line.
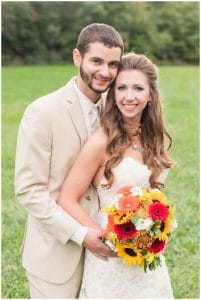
xmin=79 ymin=157 xmax=173 ymax=298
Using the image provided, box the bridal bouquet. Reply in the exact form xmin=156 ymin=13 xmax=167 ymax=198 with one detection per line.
xmin=101 ymin=186 xmax=177 ymax=272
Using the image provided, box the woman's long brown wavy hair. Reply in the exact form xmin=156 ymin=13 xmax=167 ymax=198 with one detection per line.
xmin=101 ymin=52 xmax=175 ymax=189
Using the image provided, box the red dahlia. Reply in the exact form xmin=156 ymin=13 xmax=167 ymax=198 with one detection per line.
xmin=149 ymin=239 xmax=166 ymax=253
xmin=149 ymin=202 xmax=169 ymax=221
xmin=114 ymin=222 xmax=137 ymax=240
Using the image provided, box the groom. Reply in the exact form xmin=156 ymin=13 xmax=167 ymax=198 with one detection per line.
xmin=15 ymin=23 xmax=124 ymax=298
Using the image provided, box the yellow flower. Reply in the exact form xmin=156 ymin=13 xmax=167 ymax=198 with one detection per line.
xmin=144 ymin=252 xmax=159 ymax=264
xmin=155 ymin=217 xmax=171 ymax=240
xmin=133 ymin=230 xmax=154 ymax=249
xmin=150 ymin=189 xmax=169 ymax=205
xmin=108 ymin=232 xmax=119 ymax=244
xmin=113 ymin=210 xmax=132 ymax=224
xmin=169 ymin=204 xmax=177 ymax=219
xmin=101 ymin=205 xmax=117 ymax=215
xmin=140 ymin=191 xmax=152 ymax=203
xmin=116 ymin=243 xmax=143 ymax=266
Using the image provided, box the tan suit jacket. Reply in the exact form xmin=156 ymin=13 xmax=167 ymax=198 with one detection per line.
xmin=15 ymin=77 xmax=96 ymax=284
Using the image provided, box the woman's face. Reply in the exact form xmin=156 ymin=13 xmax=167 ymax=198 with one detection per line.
xmin=114 ymin=69 xmax=151 ymax=123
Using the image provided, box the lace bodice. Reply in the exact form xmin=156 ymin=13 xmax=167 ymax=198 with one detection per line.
xmin=97 ymin=157 xmax=151 ymax=206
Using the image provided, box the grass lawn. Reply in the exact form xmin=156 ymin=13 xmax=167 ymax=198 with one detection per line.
xmin=2 ymin=64 xmax=200 ymax=298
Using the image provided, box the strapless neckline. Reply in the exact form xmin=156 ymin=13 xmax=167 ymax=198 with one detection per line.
xmin=96 ymin=156 xmax=150 ymax=189
xmin=122 ymin=156 xmax=147 ymax=167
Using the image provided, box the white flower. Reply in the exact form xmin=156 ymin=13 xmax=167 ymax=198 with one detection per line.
xmin=114 ymin=194 xmax=123 ymax=201
xmin=171 ymin=219 xmax=178 ymax=231
xmin=131 ymin=186 xmax=143 ymax=196
xmin=135 ymin=218 xmax=153 ymax=231
xmin=105 ymin=240 xmax=117 ymax=252
xmin=113 ymin=194 xmax=122 ymax=208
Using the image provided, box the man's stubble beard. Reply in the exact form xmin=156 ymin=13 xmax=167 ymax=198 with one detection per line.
xmin=80 ymin=64 xmax=111 ymax=94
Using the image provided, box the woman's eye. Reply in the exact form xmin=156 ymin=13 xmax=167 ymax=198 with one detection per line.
xmin=117 ymin=86 xmax=125 ymax=91
xmin=135 ymin=86 xmax=144 ymax=91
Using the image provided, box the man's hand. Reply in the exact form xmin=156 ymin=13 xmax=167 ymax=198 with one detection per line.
xmin=83 ymin=228 xmax=116 ymax=261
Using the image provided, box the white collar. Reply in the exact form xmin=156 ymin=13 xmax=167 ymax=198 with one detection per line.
xmin=73 ymin=77 xmax=103 ymax=115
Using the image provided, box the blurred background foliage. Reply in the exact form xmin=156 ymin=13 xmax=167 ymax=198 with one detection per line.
xmin=2 ymin=1 xmax=199 ymax=65
xmin=2 ymin=1 xmax=200 ymax=298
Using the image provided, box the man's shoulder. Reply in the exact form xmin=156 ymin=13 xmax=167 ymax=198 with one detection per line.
xmin=30 ymin=77 xmax=76 ymax=108
xmin=21 ymin=77 xmax=78 ymax=122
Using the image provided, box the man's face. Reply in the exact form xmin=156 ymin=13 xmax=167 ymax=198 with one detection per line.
xmin=74 ymin=42 xmax=122 ymax=100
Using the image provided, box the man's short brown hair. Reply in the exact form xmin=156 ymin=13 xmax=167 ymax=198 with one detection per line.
xmin=76 ymin=23 xmax=124 ymax=56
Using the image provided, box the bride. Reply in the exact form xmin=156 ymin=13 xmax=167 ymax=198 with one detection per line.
xmin=57 ymin=52 xmax=176 ymax=298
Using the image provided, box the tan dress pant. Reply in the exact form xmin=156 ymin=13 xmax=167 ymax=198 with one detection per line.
xmin=26 ymin=253 xmax=84 ymax=298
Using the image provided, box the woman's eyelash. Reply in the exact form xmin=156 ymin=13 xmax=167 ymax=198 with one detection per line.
xmin=117 ymin=86 xmax=125 ymax=90
xmin=136 ymin=86 xmax=144 ymax=91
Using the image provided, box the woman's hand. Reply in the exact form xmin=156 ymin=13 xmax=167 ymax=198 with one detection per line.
xmin=83 ymin=228 xmax=116 ymax=261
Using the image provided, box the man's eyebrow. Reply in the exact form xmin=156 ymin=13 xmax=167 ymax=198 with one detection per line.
xmin=109 ymin=60 xmax=121 ymax=66
xmin=110 ymin=60 xmax=120 ymax=63
xmin=89 ymin=57 xmax=120 ymax=65
xmin=90 ymin=56 xmax=102 ymax=60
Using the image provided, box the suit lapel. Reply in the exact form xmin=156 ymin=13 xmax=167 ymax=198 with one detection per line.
xmin=64 ymin=78 xmax=87 ymax=146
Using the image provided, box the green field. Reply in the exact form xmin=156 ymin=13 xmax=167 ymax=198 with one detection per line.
xmin=2 ymin=64 xmax=200 ymax=298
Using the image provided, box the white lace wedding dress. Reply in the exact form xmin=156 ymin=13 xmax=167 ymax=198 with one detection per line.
xmin=79 ymin=157 xmax=174 ymax=298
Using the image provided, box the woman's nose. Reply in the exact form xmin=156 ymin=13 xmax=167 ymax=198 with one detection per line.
xmin=125 ymin=89 xmax=135 ymax=100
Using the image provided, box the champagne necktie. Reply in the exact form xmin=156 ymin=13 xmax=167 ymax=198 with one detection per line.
xmin=89 ymin=106 xmax=100 ymax=134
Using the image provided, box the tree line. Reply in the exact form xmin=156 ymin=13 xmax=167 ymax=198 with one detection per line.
xmin=2 ymin=1 xmax=199 ymax=65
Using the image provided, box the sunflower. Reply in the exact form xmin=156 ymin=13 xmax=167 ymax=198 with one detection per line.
xmin=139 ymin=190 xmax=152 ymax=203
xmin=150 ymin=189 xmax=169 ymax=205
xmin=113 ymin=210 xmax=132 ymax=224
xmin=101 ymin=205 xmax=117 ymax=215
xmin=116 ymin=243 xmax=143 ymax=266
xmin=155 ymin=217 xmax=171 ymax=240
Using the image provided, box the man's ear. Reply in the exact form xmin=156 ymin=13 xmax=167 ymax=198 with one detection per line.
xmin=73 ymin=48 xmax=82 ymax=67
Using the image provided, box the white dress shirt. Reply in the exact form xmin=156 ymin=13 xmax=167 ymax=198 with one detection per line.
xmin=70 ymin=78 xmax=103 ymax=246
xmin=74 ymin=78 xmax=102 ymax=136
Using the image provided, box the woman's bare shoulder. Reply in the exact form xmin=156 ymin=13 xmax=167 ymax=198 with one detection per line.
xmin=79 ymin=127 xmax=108 ymax=166
xmin=88 ymin=127 xmax=108 ymax=149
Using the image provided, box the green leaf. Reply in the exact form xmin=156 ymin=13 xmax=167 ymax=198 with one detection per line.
xmin=153 ymin=228 xmax=161 ymax=234
xmin=131 ymin=215 xmax=140 ymax=224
